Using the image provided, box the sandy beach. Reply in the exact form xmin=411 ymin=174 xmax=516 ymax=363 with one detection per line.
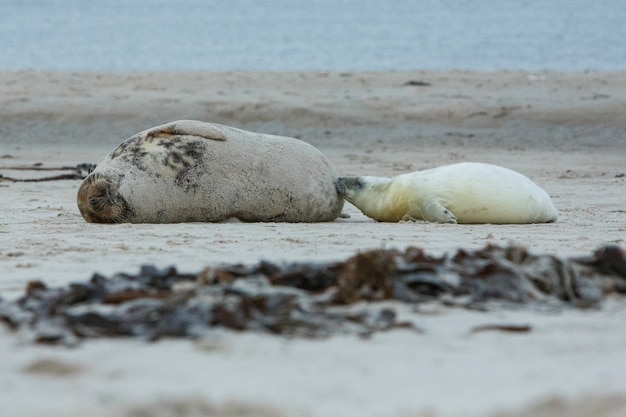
xmin=1 ymin=70 xmax=625 ymax=417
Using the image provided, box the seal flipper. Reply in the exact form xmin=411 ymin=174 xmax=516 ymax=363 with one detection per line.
xmin=420 ymin=200 xmax=458 ymax=223
xmin=144 ymin=120 xmax=228 ymax=142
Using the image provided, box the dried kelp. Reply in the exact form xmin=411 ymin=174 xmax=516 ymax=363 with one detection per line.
xmin=0 ymin=163 xmax=95 ymax=182
xmin=1 ymin=244 xmax=625 ymax=345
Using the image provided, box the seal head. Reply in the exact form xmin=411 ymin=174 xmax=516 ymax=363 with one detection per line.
xmin=336 ymin=176 xmax=400 ymax=221
xmin=77 ymin=173 xmax=132 ymax=223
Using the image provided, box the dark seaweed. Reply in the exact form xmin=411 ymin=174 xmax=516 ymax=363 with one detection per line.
xmin=1 ymin=244 xmax=625 ymax=345
xmin=0 ymin=163 xmax=95 ymax=182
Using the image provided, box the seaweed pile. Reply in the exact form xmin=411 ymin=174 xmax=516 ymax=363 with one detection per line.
xmin=1 ymin=244 xmax=625 ymax=345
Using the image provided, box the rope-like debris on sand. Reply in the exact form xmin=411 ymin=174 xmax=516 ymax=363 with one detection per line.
xmin=0 ymin=163 xmax=95 ymax=182
xmin=0 ymin=244 xmax=624 ymax=345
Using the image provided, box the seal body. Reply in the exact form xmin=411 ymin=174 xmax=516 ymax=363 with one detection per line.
xmin=335 ymin=162 xmax=558 ymax=224
xmin=77 ymin=120 xmax=343 ymax=223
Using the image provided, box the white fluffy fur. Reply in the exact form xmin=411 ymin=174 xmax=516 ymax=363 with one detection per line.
xmin=338 ymin=162 xmax=558 ymax=224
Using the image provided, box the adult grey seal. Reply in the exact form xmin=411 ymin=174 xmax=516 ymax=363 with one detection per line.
xmin=77 ymin=120 xmax=343 ymax=223
xmin=335 ymin=162 xmax=558 ymax=224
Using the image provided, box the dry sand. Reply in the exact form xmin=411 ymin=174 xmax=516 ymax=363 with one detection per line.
xmin=1 ymin=70 xmax=625 ymax=417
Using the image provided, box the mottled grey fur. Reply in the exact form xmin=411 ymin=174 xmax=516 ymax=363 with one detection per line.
xmin=77 ymin=120 xmax=343 ymax=223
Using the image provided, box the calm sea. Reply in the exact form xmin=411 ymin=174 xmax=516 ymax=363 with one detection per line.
xmin=1 ymin=0 xmax=625 ymax=71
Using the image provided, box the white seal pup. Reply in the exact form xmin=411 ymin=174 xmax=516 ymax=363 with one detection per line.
xmin=335 ymin=162 xmax=558 ymax=224
xmin=77 ymin=120 xmax=343 ymax=223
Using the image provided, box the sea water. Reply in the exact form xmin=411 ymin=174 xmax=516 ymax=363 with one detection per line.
xmin=1 ymin=0 xmax=625 ymax=71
